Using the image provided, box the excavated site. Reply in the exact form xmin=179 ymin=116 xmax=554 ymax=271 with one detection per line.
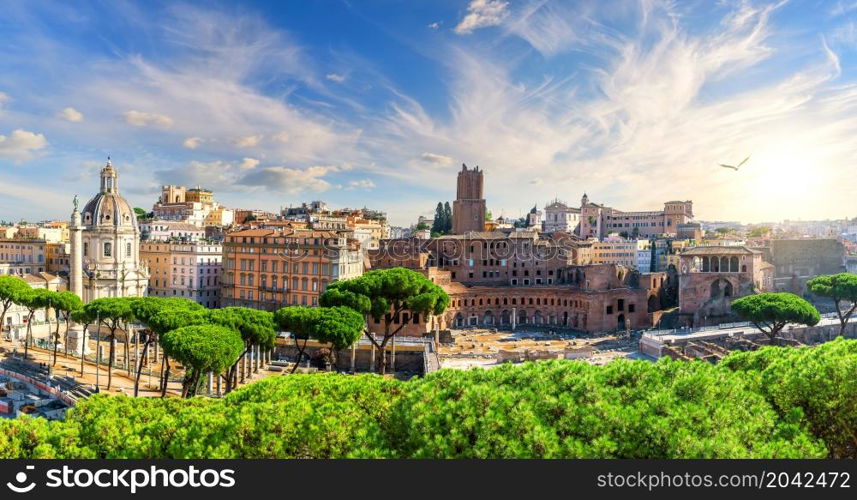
xmin=437 ymin=328 xmax=645 ymax=370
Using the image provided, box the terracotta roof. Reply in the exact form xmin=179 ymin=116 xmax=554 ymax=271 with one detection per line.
xmin=143 ymin=221 xmax=202 ymax=232
xmin=436 ymin=231 xmax=538 ymax=240
xmin=227 ymin=229 xmax=277 ymax=237
xmin=226 ymin=228 xmax=341 ymax=239
xmin=681 ymin=246 xmax=759 ymax=256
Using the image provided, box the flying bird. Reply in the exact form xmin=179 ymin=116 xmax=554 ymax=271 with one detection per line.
xmin=719 ymin=155 xmax=751 ymax=171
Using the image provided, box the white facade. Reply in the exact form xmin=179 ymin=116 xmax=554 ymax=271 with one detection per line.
xmin=142 ymin=241 xmax=222 ymax=308
xmin=543 ymin=200 xmax=581 ymax=233
xmin=71 ymin=159 xmax=149 ymax=302
xmin=636 ymin=240 xmax=652 ymax=273
xmin=0 ymin=239 xmax=46 ymax=275
xmin=527 ymin=207 xmax=543 ymax=230
xmin=140 ymin=220 xmax=206 ymax=242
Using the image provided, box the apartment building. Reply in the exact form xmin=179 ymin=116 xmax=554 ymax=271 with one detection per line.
xmin=221 ymin=228 xmax=363 ymax=311
xmin=0 ymin=239 xmax=47 ymax=275
xmin=590 ymin=238 xmax=638 ymax=267
xmin=140 ymin=241 xmax=223 ymax=308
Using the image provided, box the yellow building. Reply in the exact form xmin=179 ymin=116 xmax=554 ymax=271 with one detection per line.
xmin=140 ymin=240 xmax=223 ymax=308
xmin=0 ymin=238 xmax=47 ymax=275
xmin=45 ymin=242 xmax=71 ymax=275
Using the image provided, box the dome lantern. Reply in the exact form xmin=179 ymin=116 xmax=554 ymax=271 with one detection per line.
xmin=100 ymin=156 xmax=118 ymax=194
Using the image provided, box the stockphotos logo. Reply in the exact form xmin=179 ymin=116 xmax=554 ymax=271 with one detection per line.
xmin=7 ymin=465 xmax=235 ymax=494
xmin=6 ymin=465 xmax=36 ymax=493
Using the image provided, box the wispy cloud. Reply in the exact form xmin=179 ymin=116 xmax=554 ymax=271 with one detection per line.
xmin=504 ymin=1 xmax=579 ymax=57
xmin=123 ymin=110 xmax=173 ymax=128
xmin=1 ymin=1 xmax=854 ymax=225
xmin=830 ymin=1 xmax=857 ymax=17
xmin=231 ymin=135 xmax=263 ymax=148
xmin=419 ymin=152 xmax=453 ymax=165
xmin=182 ymin=137 xmax=203 ymax=149
xmin=238 ymin=165 xmax=339 ymax=193
xmin=346 ymin=179 xmax=375 ymax=190
xmin=366 ymin=0 xmax=855 ymax=222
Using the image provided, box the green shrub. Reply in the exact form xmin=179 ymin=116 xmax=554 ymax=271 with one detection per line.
xmin=0 ymin=416 xmax=91 ymax=459
xmin=3 ymin=341 xmax=857 ymax=459
xmin=385 ymin=359 xmax=824 ymax=458
xmin=722 ymin=338 xmax=857 ymax=458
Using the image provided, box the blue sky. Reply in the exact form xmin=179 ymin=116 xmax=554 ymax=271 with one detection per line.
xmin=1 ymin=0 xmax=856 ymax=226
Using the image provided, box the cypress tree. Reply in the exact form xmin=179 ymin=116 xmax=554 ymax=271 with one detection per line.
xmin=443 ymin=202 xmax=453 ymax=233
xmin=432 ymin=202 xmax=444 ymax=234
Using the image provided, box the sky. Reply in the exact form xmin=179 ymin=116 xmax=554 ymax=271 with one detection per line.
xmin=0 ymin=0 xmax=856 ymax=226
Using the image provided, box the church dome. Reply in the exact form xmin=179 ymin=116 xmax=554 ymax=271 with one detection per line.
xmin=81 ymin=158 xmax=138 ymax=230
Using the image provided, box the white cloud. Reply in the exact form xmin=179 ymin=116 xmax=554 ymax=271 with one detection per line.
xmin=156 ymin=160 xmax=234 ymax=188
xmin=325 ymin=73 xmax=346 ymax=83
xmin=58 ymin=107 xmax=84 ymax=122
xmin=366 ymin=1 xmax=857 ymax=224
xmin=238 ymin=165 xmax=337 ymax=193
xmin=830 ymin=1 xmax=857 ymax=17
xmin=505 ymin=1 xmax=579 ymax=57
xmin=182 ymin=137 xmax=203 ymax=149
xmin=0 ymin=129 xmax=48 ymax=161
xmin=240 ymin=157 xmax=260 ymax=170
xmin=231 ymin=135 xmax=263 ymax=148
xmin=454 ymin=0 xmax=509 ymax=35
xmin=123 ymin=110 xmax=174 ymax=128
xmin=428 ymin=22 xmax=441 ymax=30
xmin=69 ymin=5 xmax=356 ymax=165
xmin=419 ymin=152 xmax=454 ymax=165
xmin=0 ymin=91 xmax=8 ymax=111
xmin=830 ymin=21 xmax=857 ymax=47
xmin=347 ymin=179 xmax=376 ymax=190
xmin=5 ymin=1 xmax=854 ymax=225
xmin=271 ymin=131 xmax=290 ymax=143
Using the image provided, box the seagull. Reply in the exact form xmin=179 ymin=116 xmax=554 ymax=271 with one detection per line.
xmin=719 ymin=155 xmax=751 ymax=171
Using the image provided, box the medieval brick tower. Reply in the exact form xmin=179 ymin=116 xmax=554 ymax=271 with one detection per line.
xmin=452 ymin=163 xmax=486 ymax=234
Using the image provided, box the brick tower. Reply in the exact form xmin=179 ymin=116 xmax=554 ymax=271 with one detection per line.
xmin=452 ymin=163 xmax=486 ymax=234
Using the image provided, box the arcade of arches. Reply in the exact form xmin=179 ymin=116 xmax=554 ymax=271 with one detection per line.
xmin=444 ymin=286 xmax=649 ymax=333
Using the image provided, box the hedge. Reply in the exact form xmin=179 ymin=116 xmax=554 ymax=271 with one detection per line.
xmin=3 ymin=340 xmax=856 ymax=458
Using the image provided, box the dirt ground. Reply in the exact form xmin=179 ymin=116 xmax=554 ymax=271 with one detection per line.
xmin=438 ymin=328 xmax=646 ymax=370
xmin=0 ymin=338 xmax=275 ymax=398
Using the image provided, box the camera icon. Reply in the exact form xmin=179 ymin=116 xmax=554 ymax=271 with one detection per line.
xmin=6 ymin=465 xmax=36 ymax=494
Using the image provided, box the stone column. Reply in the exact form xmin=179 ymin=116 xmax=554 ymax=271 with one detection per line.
xmin=511 ymin=307 xmax=517 ymax=331
xmin=70 ymin=206 xmax=84 ymax=300
xmin=67 ymin=203 xmax=87 ymax=355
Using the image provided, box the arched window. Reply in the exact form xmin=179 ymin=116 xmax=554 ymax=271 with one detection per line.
xmin=104 ymin=242 xmax=112 ymax=257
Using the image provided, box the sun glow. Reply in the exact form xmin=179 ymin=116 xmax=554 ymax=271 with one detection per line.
xmin=717 ymin=135 xmax=837 ymax=221
xmin=748 ymin=144 xmax=824 ymax=198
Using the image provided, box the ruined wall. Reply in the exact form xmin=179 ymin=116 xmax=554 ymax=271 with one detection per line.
xmin=769 ymin=239 xmax=846 ymax=294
